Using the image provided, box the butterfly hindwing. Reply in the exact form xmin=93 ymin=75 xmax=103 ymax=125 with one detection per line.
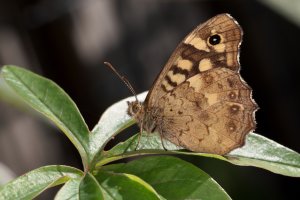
xmin=158 ymin=68 xmax=257 ymax=154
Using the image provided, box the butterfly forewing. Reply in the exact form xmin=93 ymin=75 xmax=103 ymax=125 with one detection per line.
xmin=145 ymin=13 xmax=242 ymax=106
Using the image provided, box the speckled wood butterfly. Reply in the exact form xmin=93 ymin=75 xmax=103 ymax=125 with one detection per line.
xmin=108 ymin=13 xmax=257 ymax=155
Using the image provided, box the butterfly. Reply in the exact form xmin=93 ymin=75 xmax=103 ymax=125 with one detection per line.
xmin=112 ymin=13 xmax=257 ymax=155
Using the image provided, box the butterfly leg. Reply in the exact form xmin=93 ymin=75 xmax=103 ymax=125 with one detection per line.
xmin=134 ymin=119 xmax=144 ymax=151
xmin=158 ymin=123 xmax=168 ymax=151
xmin=159 ymin=133 xmax=168 ymax=151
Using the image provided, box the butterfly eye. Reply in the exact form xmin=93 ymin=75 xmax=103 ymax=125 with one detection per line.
xmin=132 ymin=104 xmax=141 ymax=113
xmin=208 ymin=34 xmax=221 ymax=45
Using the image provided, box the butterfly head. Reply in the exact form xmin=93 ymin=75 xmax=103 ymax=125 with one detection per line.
xmin=127 ymin=101 xmax=144 ymax=121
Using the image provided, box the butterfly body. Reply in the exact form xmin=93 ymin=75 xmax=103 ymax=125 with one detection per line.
xmin=127 ymin=13 xmax=257 ymax=155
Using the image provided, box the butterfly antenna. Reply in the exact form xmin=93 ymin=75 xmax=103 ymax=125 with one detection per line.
xmin=104 ymin=62 xmax=139 ymax=102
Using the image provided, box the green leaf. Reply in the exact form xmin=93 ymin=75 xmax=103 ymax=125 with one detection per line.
xmin=96 ymin=132 xmax=183 ymax=167
xmin=100 ymin=131 xmax=300 ymax=177
xmin=1 ymin=66 xmax=91 ymax=169
xmin=226 ymin=133 xmax=300 ymax=177
xmin=101 ymin=156 xmax=231 ymax=200
xmin=56 ymin=166 xmax=162 ymax=200
xmin=54 ymin=179 xmax=81 ymax=200
xmin=89 ymin=92 xmax=147 ymax=167
xmin=55 ymin=174 xmax=107 ymax=200
xmin=96 ymin=92 xmax=300 ymax=177
xmin=79 ymin=173 xmax=103 ymax=200
xmin=94 ymin=170 xmax=162 ymax=200
xmin=0 ymin=165 xmax=83 ymax=200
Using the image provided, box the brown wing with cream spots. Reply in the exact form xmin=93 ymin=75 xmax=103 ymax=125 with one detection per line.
xmin=135 ymin=13 xmax=257 ymax=155
xmin=145 ymin=13 xmax=242 ymax=108
xmin=158 ymin=68 xmax=257 ymax=155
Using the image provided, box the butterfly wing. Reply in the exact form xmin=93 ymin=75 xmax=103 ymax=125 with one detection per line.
xmin=143 ymin=13 xmax=257 ymax=155
xmin=157 ymin=68 xmax=257 ymax=154
xmin=145 ymin=13 xmax=243 ymax=106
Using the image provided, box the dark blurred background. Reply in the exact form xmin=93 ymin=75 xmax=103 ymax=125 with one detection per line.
xmin=0 ymin=0 xmax=299 ymax=199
